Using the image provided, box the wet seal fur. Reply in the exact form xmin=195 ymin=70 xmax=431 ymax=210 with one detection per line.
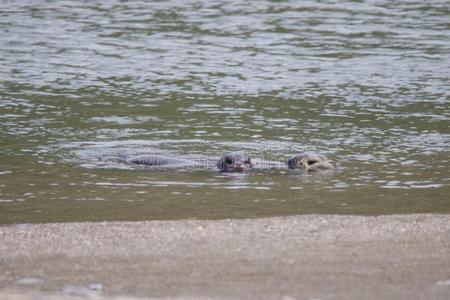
xmin=216 ymin=153 xmax=253 ymax=173
xmin=287 ymin=152 xmax=336 ymax=171
xmin=128 ymin=152 xmax=335 ymax=172
xmin=128 ymin=152 xmax=253 ymax=173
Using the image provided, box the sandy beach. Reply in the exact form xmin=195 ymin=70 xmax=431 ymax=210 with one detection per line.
xmin=1 ymin=214 xmax=449 ymax=299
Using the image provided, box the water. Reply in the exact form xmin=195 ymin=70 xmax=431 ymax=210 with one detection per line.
xmin=0 ymin=0 xmax=449 ymax=224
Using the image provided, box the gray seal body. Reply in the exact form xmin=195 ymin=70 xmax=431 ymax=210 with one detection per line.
xmin=127 ymin=152 xmax=334 ymax=172
xmin=287 ymin=153 xmax=336 ymax=171
xmin=128 ymin=153 xmax=252 ymax=172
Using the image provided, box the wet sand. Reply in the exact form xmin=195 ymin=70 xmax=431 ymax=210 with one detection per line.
xmin=1 ymin=214 xmax=450 ymax=299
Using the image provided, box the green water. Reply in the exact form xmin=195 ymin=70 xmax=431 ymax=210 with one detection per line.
xmin=0 ymin=0 xmax=449 ymax=224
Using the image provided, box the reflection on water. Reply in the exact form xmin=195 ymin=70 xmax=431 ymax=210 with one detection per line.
xmin=0 ymin=0 xmax=449 ymax=223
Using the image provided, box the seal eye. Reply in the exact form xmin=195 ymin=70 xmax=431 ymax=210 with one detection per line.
xmin=225 ymin=158 xmax=233 ymax=164
xmin=307 ymin=160 xmax=318 ymax=166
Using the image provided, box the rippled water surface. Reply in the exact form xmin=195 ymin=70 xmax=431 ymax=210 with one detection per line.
xmin=1 ymin=0 xmax=449 ymax=223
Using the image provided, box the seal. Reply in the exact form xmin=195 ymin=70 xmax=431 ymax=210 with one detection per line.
xmin=287 ymin=152 xmax=336 ymax=171
xmin=127 ymin=152 xmax=253 ymax=173
xmin=127 ymin=152 xmax=334 ymax=172
xmin=216 ymin=153 xmax=253 ymax=172
xmin=127 ymin=155 xmax=191 ymax=167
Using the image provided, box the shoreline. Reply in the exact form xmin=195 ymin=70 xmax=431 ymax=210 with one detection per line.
xmin=1 ymin=214 xmax=449 ymax=299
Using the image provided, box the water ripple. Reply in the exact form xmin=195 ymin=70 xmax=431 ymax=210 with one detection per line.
xmin=0 ymin=0 xmax=449 ymax=222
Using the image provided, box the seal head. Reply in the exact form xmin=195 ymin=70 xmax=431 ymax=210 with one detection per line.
xmin=217 ymin=153 xmax=253 ymax=172
xmin=287 ymin=153 xmax=336 ymax=171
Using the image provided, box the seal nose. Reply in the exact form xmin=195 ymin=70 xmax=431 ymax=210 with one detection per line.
xmin=233 ymin=162 xmax=245 ymax=172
